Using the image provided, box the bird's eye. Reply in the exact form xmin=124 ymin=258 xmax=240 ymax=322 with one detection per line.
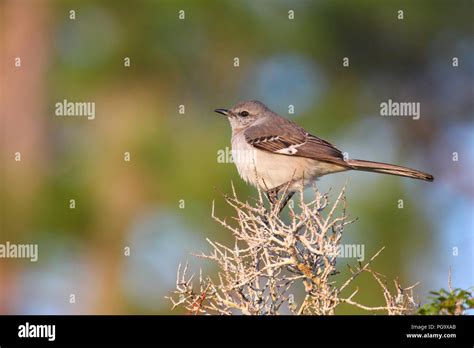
xmin=240 ymin=111 xmax=249 ymax=117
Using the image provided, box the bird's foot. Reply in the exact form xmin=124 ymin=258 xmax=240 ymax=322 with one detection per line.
xmin=265 ymin=187 xmax=294 ymax=215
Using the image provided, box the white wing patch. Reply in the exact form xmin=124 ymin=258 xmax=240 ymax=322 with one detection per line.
xmin=275 ymin=143 xmax=305 ymax=155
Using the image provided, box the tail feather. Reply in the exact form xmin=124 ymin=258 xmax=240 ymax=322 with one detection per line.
xmin=346 ymin=159 xmax=434 ymax=182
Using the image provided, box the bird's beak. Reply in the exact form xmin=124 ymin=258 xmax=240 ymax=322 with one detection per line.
xmin=214 ymin=108 xmax=230 ymax=116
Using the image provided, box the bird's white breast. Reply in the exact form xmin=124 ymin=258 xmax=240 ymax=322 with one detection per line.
xmin=231 ymin=132 xmax=259 ymax=186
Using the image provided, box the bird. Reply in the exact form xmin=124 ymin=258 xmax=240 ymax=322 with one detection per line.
xmin=215 ymin=100 xmax=434 ymax=207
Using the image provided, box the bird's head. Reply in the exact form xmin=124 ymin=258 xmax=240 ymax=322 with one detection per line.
xmin=215 ymin=100 xmax=270 ymax=130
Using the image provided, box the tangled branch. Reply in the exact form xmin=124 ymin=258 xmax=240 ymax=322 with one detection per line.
xmin=166 ymin=184 xmax=418 ymax=315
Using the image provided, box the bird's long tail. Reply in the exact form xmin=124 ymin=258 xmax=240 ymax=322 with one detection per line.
xmin=346 ymin=159 xmax=434 ymax=182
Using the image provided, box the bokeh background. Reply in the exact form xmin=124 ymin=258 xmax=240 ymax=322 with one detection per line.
xmin=1 ymin=0 xmax=473 ymax=314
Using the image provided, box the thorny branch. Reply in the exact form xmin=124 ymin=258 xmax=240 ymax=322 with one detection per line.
xmin=166 ymin=184 xmax=418 ymax=315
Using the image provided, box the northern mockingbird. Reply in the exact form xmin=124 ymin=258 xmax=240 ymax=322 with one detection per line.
xmin=215 ymin=100 xmax=434 ymax=206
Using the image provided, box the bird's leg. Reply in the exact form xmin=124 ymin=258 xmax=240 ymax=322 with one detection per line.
xmin=278 ymin=192 xmax=295 ymax=214
xmin=263 ymin=187 xmax=294 ymax=224
xmin=268 ymin=182 xmax=295 ymax=214
xmin=266 ymin=188 xmax=278 ymax=206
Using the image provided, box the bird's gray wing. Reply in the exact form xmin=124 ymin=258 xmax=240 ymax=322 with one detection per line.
xmin=244 ymin=117 xmax=351 ymax=167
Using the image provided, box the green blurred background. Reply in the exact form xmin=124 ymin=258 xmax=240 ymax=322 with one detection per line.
xmin=1 ymin=0 xmax=473 ymax=314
